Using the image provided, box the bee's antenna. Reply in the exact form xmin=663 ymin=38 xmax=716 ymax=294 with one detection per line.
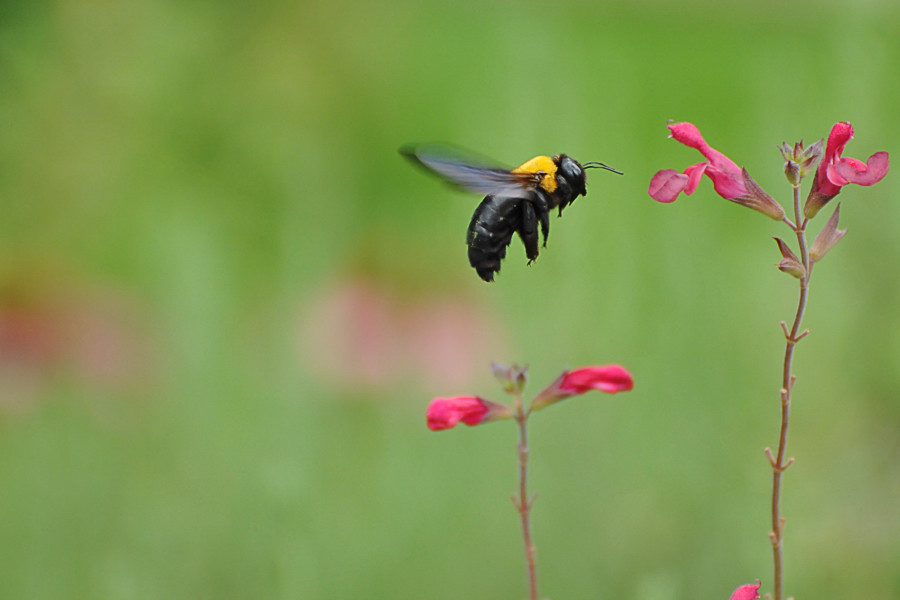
xmin=583 ymin=162 xmax=623 ymax=175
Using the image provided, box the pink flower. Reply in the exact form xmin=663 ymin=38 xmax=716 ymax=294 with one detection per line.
xmin=820 ymin=122 xmax=889 ymax=193
xmin=557 ymin=365 xmax=635 ymax=394
xmin=728 ymin=582 xmax=761 ymax=600
xmin=531 ymin=365 xmax=634 ymax=411
xmin=806 ymin=121 xmax=889 ymax=217
xmin=426 ymin=396 xmax=512 ymax=431
xmin=649 ymin=122 xmax=748 ymax=203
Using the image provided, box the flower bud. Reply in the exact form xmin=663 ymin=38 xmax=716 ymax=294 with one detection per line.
xmin=780 ymin=139 xmax=823 ymax=184
xmin=491 ymin=362 xmax=528 ymax=394
xmin=798 ymin=139 xmax=824 ymax=176
xmin=784 ymin=160 xmax=801 ymax=185
xmin=778 ymin=142 xmax=794 ymax=163
xmin=809 ymin=204 xmax=847 ymax=263
xmin=774 ymin=237 xmax=805 ymax=279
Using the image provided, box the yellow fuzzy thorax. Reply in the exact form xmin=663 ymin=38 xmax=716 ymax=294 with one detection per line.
xmin=511 ymin=155 xmax=558 ymax=194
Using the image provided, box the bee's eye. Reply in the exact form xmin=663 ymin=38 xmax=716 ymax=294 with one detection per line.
xmin=559 ymin=158 xmax=583 ymax=182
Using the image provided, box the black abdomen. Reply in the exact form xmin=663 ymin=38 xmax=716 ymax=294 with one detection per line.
xmin=466 ymin=191 xmax=549 ymax=282
xmin=467 ymin=195 xmax=519 ymax=282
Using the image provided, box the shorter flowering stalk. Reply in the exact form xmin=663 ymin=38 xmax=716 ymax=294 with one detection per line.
xmin=426 ymin=362 xmax=634 ymax=598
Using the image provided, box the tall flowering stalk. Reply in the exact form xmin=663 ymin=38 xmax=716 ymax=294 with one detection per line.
xmin=650 ymin=121 xmax=889 ymax=600
xmin=426 ymin=363 xmax=634 ymax=600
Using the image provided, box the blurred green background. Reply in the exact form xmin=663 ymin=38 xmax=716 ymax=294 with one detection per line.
xmin=1 ymin=0 xmax=898 ymax=598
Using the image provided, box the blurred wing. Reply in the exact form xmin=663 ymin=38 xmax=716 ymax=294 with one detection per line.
xmin=400 ymin=144 xmax=537 ymax=197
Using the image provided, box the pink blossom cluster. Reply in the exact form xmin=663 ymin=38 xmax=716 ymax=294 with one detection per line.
xmin=426 ymin=365 xmax=634 ymax=431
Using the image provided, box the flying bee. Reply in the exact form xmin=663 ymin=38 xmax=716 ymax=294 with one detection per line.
xmin=401 ymin=144 xmax=621 ymax=282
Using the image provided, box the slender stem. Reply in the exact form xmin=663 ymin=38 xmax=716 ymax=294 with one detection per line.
xmin=513 ymin=396 xmax=539 ymax=600
xmin=770 ymin=184 xmax=812 ymax=600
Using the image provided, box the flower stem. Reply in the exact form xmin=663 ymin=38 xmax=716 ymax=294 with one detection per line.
xmin=769 ymin=183 xmax=811 ymax=600
xmin=513 ymin=396 xmax=539 ymax=600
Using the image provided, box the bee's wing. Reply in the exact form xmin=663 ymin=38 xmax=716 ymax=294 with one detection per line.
xmin=400 ymin=144 xmax=537 ymax=197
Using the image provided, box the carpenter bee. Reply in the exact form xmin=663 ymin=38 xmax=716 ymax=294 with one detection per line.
xmin=401 ymin=144 xmax=621 ymax=282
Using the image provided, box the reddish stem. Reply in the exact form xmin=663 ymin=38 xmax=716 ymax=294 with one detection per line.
xmin=769 ymin=184 xmax=811 ymax=600
xmin=513 ymin=397 xmax=539 ymax=600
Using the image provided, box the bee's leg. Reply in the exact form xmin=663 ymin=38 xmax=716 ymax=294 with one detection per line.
xmin=556 ymin=178 xmax=574 ymax=216
xmin=538 ymin=206 xmax=550 ymax=248
xmin=518 ymin=200 xmax=540 ymax=264
xmin=529 ymin=191 xmax=551 ymax=247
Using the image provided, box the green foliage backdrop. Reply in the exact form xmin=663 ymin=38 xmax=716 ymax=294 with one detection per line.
xmin=1 ymin=1 xmax=898 ymax=598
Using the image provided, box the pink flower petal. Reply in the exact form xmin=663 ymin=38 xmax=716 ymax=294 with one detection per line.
xmin=649 ymin=169 xmax=689 ymax=203
xmin=816 ymin=121 xmax=855 ymax=196
xmin=825 ymin=121 xmax=854 ymax=164
xmin=728 ymin=583 xmax=761 ymax=600
xmin=826 ymin=157 xmax=862 ymax=186
xmin=683 ymin=162 xmax=708 ymax=195
xmin=816 ymin=169 xmax=843 ymax=197
xmin=558 ymin=365 xmax=635 ymax=395
xmin=835 ymin=151 xmax=890 ymax=186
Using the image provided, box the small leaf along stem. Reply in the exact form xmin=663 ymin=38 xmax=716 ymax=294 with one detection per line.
xmin=513 ymin=395 xmax=540 ymax=600
xmin=770 ymin=182 xmax=812 ymax=600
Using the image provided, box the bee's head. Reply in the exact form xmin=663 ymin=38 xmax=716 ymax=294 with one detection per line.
xmin=556 ymin=155 xmax=588 ymax=198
